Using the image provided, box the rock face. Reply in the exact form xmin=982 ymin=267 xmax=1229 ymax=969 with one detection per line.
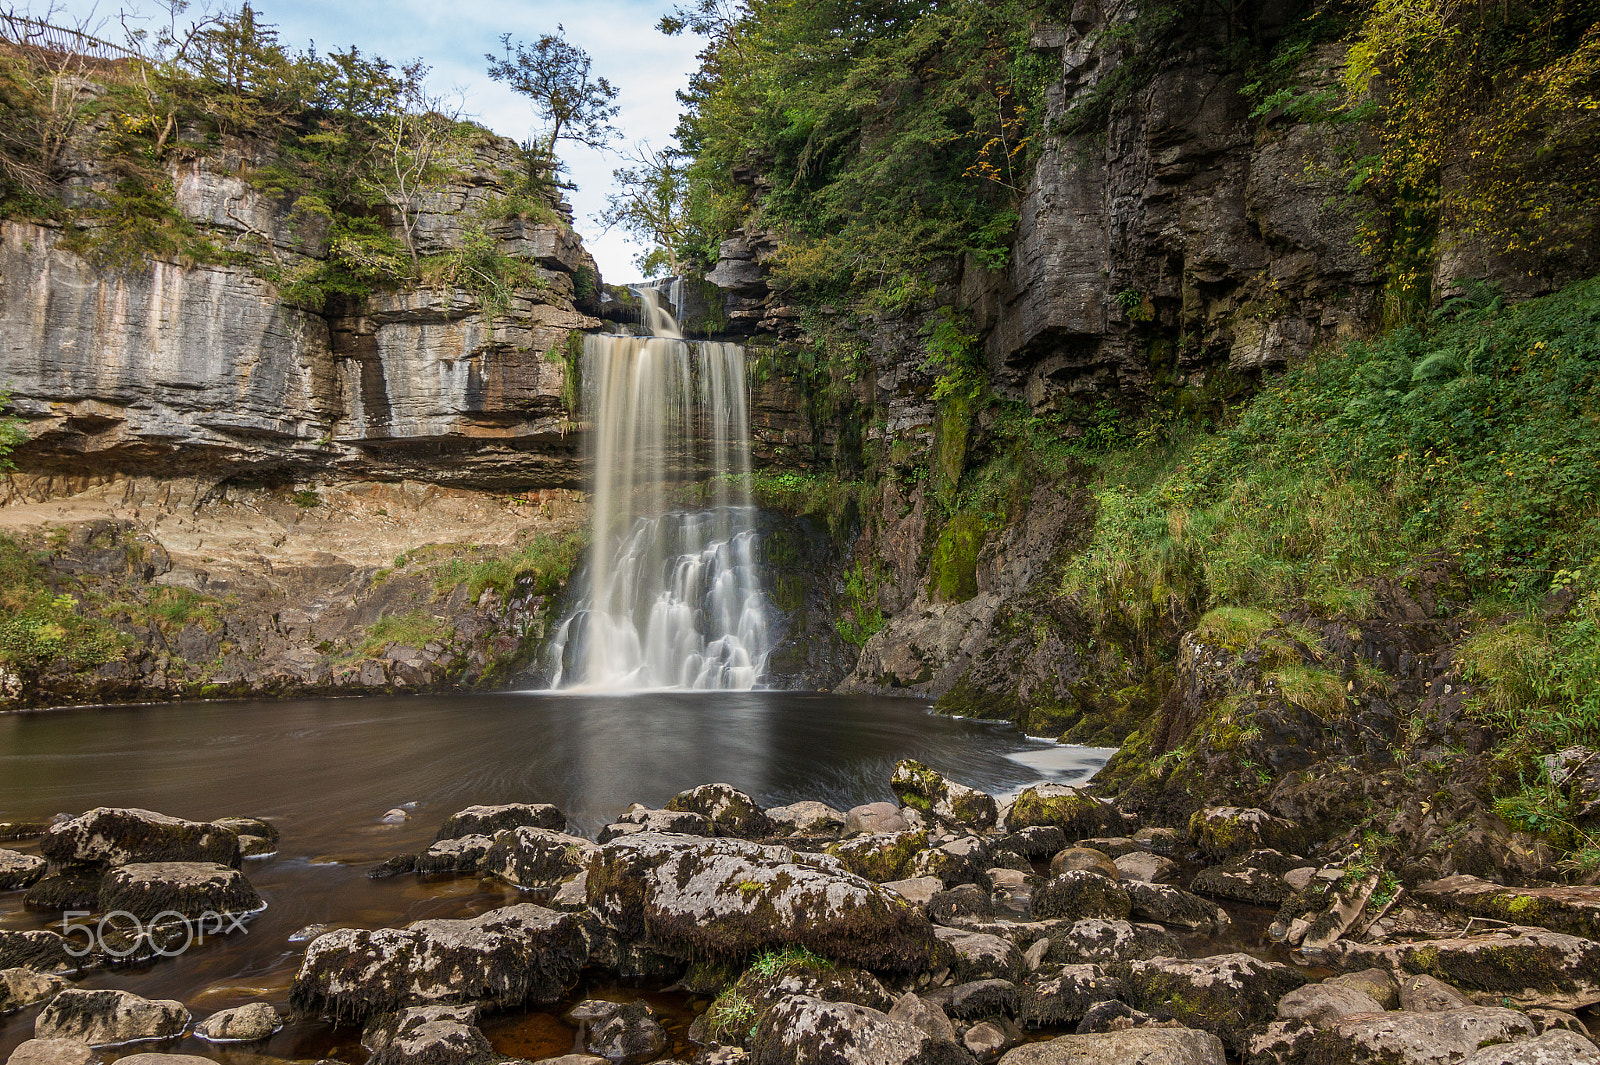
xmin=585 ymin=832 xmax=937 ymax=971
xmin=0 ymin=129 xmax=600 ymax=490
xmin=290 ymin=903 xmax=587 ymax=1019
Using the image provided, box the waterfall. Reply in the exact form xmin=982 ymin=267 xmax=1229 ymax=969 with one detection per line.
xmin=546 ymin=287 xmax=772 ymax=691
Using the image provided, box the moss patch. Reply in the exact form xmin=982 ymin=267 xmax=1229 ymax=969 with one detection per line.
xmin=928 ymin=511 xmax=983 ymax=603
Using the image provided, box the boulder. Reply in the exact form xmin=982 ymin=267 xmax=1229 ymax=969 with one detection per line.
xmin=995 ymin=1029 xmax=1226 ymax=1065
xmin=888 ymin=992 xmax=957 ymax=1042
xmin=891 ymin=761 xmax=999 ymax=830
xmin=613 ymin=807 xmax=714 ymax=837
xmin=1276 ymin=982 xmax=1385 ymax=1027
xmin=1 ymin=968 xmax=65 ymax=1014
xmin=1121 ymin=954 xmax=1307 ymax=1054
xmin=0 ymin=931 xmax=71 ymax=972
xmin=1326 ymin=968 xmax=1399 ymax=1010
xmin=930 ymin=884 xmax=994 ymax=923
xmin=414 ymin=836 xmax=496 ymax=876
xmin=97 ymin=862 xmax=262 ymax=920
xmin=1073 ymin=1001 xmax=1176 ymax=1035
xmin=369 ymin=854 xmax=420 ymax=879
xmin=481 ymin=827 xmax=598 ymax=889
xmin=1123 ymin=881 xmax=1229 ymax=933
xmin=579 ymin=1000 xmax=667 ymax=1065
xmin=1016 ymin=964 xmax=1127 ymax=1027
xmin=193 ymin=1003 xmax=281 ymax=1043
xmin=585 ymin=833 xmax=935 ymax=971
xmin=1412 ymin=875 xmax=1600 ymax=940
xmin=1331 ymin=928 xmax=1600 ymax=1010
xmin=884 ymin=878 xmax=945 ymax=908
xmin=361 ymin=1005 xmax=492 ymax=1065
xmin=699 ymin=957 xmax=894 ymax=1048
xmin=915 ymin=836 xmax=989 ymax=887
xmin=0 ymin=850 xmax=47 ymax=890
xmin=1049 ymin=849 xmax=1119 ymax=880
xmin=1461 ymin=1030 xmax=1600 ymax=1064
xmin=435 ymin=803 xmax=564 ymax=840
xmin=1046 ymin=920 xmax=1181 ymax=965
xmin=24 ymin=873 xmax=102 ymax=912
xmin=4 ymin=1039 xmax=98 ymax=1065
xmin=1188 ymin=807 xmax=1302 ymax=860
xmin=291 ymin=903 xmax=587 ymax=1019
xmin=1132 ymin=828 xmax=1181 ymax=855
xmin=1304 ymin=1007 xmax=1538 ymax=1065
xmin=1114 ymin=853 xmax=1178 ymax=885
xmin=844 ymin=803 xmax=911 ymax=836
xmin=1399 ymin=974 xmax=1474 ymax=1013
xmin=1190 ymin=859 xmax=1294 ymax=906
xmin=988 ymin=869 xmax=1038 ymax=919
xmin=998 ymin=827 xmax=1067 ymax=859
xmin=1004 ymin=786 xmax=1124 ymax=840
xmin=748 ymin=994 xmax=973 ymax=1065
xmin=665 ymin=784 xmax=774 ymax=839
xmin=827 ymin=831 xmax=929 ymax=882
xmin=34 ymin=989 xmax=190 ymax=1047
xmin=933 ymin=927 xmax=1022 ymax=983
xmin=40 ymin=809 xmax=240 ymax=868
xmin=766 ymin=802 xmax=846 ymax=837
xmin=923 ymin=980 xmax=1017 ymax=1020
xmin=550 ymin=871 xmax=589 ymax=910
xmin=1032 ymin=872 xmax=1131 ymax=922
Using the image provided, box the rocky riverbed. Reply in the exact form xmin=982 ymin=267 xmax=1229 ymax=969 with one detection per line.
xmin=3 ymin=764 xmax=1599 ymax=1065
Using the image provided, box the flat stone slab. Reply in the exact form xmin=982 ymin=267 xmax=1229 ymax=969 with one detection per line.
xmin=41 ymin=809 xmax=239 ymax=868
xmin=1413 ymin=875 xmax=1600 ymax=939
xmin=1332 ymin=927 xmax=1600 ymax=1010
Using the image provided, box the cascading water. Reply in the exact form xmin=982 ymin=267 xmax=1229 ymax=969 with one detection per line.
xmin=545 ymin=287 xmax=772 ymax=691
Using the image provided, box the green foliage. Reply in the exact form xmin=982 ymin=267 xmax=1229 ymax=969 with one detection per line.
xmin=667 ymin=0 xmax=1053 ymax=297
xmin=836 ymin=560 xmax=885 ymax=647
xmin=747 ymin=469 xmax=865 ymax=545
xmin=359 ymin=610 xmax=453 ymax=656
xmin=748 ymin=946 xmax=832 ymax=976
xmin=428 ymin=530 xmax=589 ymax=602
xmin=148 ymin=586 xmax=223 ymax=631
xmin=1062 ymin=273 xmax=1600 ymax=640
xmin=485 ymin=28 xmax=620 ymax=156
xmin=928 ymin=511 xmax=983 ymax=603
xmin=0 ymin=536 xmax=125 ymax=670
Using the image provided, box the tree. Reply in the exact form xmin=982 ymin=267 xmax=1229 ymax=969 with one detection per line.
xmin=598 ymin=142 xmax=688 ymax=276
xmin=485 ymin=26 xmax=619 ymax=159
xmin=366 ymin=64 xmax=467 ymax=264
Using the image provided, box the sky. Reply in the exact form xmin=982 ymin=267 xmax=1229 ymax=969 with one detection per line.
xmin=46 ymin=0 xmax=706 ymax=283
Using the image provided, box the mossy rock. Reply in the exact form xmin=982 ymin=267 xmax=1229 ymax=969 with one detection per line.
xmin=665 ymin=783 xmax=774 ymax=839
xmin=927 ymin=512 xmax=983 ymax=604
xmin=1005 ymin=785 xmax=1125 ymax=840
xmin=1120 ymin=953 xmax=1307 ymax=1055
xmin=825 ymin=830 xmax=929 ymax=883
xmin=890 ymin=759 xmax=998 ymax=830
xmin=1188 ymin=806 xmax=1303 ymax=860
xmin=1032 ymin=871 xmax=1132 ymax=922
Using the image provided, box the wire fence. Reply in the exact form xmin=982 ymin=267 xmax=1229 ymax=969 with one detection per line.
xmin=0 ymin=14 xmax=134 ymax=60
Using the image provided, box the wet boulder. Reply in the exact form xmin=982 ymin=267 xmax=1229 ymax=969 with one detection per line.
xmin=1304 ymin=1006 xmax=1538 ymax=1065
xmin=665 ymin=784 xmax=773 ymax=839
xmin=988 ymin=869 xmax=1038 ymax=919
xmin=211 ymin=818 xmax=278 ymax=858
xmin=0 ymin=850 xmax=46 ymax=891
xmin=749 ymin=994 xmax=973 ymax=1065
xmin=587 ymin=833 xmax=936 ymax=971
xmin=766 ymin=802 xmax=846 ymax=837
xmin=1032 ymin=872 xmax=1131 ymax=922
xmin=1276 ymin=982 xmax=1385 ymax=1027
xmin=844 ymin=803 xmax=911 ymax=836
xmin=40 ymin=809 xmax=240 ymax=869
xmin=914 ymin=836 xmax=989 ymax=887
xmin=1189 ymin=851 xmax=1298 ymax=906
xmin=826 ymin=831 xmax=928 ymax=882
xmin=923 ymin=980 xmax=1017 ymax=1020
xmin=612 ymin=806 xmax=714 ymax=837
xmin=929 ymin=884 xmax=993 ymax=923
xmin=34 ymin=989 xmax=190 ymax=1047
xmin=1123 ymin=881 xmax=1229 ymax=933
xmin=1113 ymin=852 xmax=1178 ymax=885
xmin=23 ymin=872 xmax=102 ymax=912
xmin=5 ymin=1040 xmax=99 ymax=1065
xmin=933 ymin=928 xmax=1022 ymax=984
xmin=480 ymin=827 xmax=598 ymax=889
xmin=892 ymin=761 xmax=999 ymax=831
xmin=1188 ymin=807 xmax=1302 ymax=860
xmin=414 ymin=836 xmax=496 ymax=876
xmin=0 ymin=931 xmax=72 ymax=972
xmin=997 ymin=827 xmax=1067 ymax=859
xmin=996 ymin=1029 xmax=1226 ymax=1065
xmin=291 ymin=903 xmax=587 ymax=1019
xmin=361 ymin=1005 xmax=493 ymax=1065
xmin=1462 ymin=1030 xmax=1600 ymax=1064
xmin=1121 ymin=954 xmax=1307 ymax=1055
xmin=963 ymin=1021 xmax=1021 ymax=1064
xmin=1048 ymin=848 xmax=1119 ymax=881
xmin=368 ymin=854 xmax=420 ymax=879
xmin=97 ymin=862 xmax=262 ymax=920
xmin=1331 ymin=928 xmax=1600 ymax=1010
xmin=193 ymin=1003 xmax=281 ymax=1043
xmin=579 ymin=1000 xmax=668 ymax=1065
xmin=1015 ymin=964 xmax=1127 ymax=1028
xmin=1046 ymin=919 xmax=1182 ymax=965
xmin=0 ymin=969 xmax=65 ymax=1014
xmin=1004 ymin=786 xmax=1125 ymax=841
xmin=435 ymin=803 xmax=564 ymax=840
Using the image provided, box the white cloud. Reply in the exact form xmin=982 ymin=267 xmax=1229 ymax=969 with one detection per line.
xmin=42 ymin=0 xmax=705 ymax=282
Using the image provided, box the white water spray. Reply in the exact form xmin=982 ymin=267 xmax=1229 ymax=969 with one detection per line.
xmin=546 ymin=288 xmax=772 ymax=691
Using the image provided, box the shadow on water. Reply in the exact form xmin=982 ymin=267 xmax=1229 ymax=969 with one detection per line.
xmin=0 ymin=691 xmax=1113 ymax=1059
